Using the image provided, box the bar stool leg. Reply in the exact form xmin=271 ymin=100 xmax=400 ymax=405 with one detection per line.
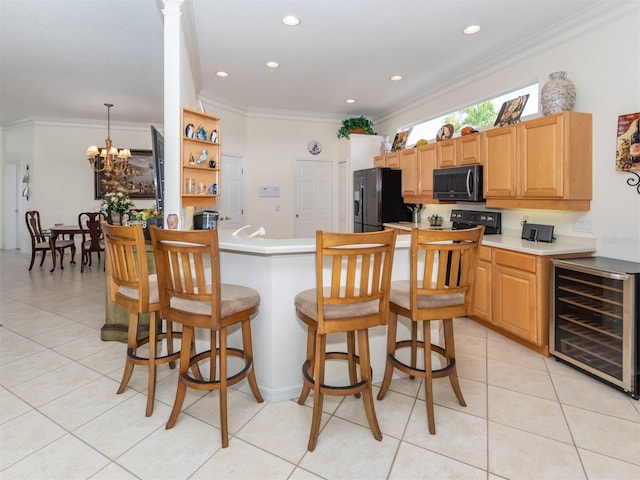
xmin=377 ymin=310 xmax=398 ymax=400
xmin=422 ymin=320 xmax=436 ymax=434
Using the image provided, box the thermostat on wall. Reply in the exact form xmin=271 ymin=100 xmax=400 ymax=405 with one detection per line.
xmin=259 ymin=186 xmax=280 ymax=197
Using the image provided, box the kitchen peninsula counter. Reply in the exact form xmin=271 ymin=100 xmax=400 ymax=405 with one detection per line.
xmin=215 ymin=231 xmax=411 ymax=403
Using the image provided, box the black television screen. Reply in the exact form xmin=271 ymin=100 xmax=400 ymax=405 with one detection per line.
xmin=150 ymin=125 xmax=164 ymax=213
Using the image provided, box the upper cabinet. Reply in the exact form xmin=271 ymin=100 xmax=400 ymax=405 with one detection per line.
xmin=437 ymin=139 xmax=456 ymax=167
xmin=483 ymin=111 xmax=592 ymax=211
xmin=384 ymin=151 xmax=400 ymax=169
xmin=400 ymin=144 xmax=439 ymax=203
xmin=181 ymin=107 xmax=220 ymax=207
xmin=457 ymin=133 xmax=482 ymax=165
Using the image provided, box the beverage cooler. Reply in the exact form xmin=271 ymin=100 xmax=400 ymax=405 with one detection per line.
xmin=550 ymin=257 xmax=640 ymax=399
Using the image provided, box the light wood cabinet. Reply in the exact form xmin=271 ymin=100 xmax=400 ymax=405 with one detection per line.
xmin=374 ymin=155 xmax=385 ymax=168
xmin=400 ymin=143 xmax=439 ymax=203
xmin=399 ymin=148 xmax=417 ymax=196
xmin=181 ymin=107 xmax=220 ymax=207
xmin=384 ymin=151 xmax=400 ymax=169
xmin=457 ymin=133 xmax=482 ymax=165
xmin=471 ymin=245 xmax=593 ymax=355
xmin=472 ymin=245 xmax=492 ymax=322
xmin=483 ymin=111 xmax=592 ymax=211
xmin=483 ymin=125 xmax=518 ymax=198
xmin=492 ymin=249 xmax=541 ymax=345
xmin=437 ymin=139 xmax=456 ymax=167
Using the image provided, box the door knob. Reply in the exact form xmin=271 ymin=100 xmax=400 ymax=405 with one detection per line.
xmin=296 ymin=214 xmax=299 ymax=218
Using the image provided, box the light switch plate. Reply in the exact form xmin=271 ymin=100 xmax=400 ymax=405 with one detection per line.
xmin=521 ymin=223 xmax=554 ymax=243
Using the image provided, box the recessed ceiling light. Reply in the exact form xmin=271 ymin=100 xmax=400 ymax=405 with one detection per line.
xmin=216 ymin=71 xmax=229 ymax=78
xmin=463 ymin=25 xmax=481 ymax=35
xmin=346 ymin=99 xmax=356 ymax=104
xmin=266 ymin=61 xmax=280 ymax=68
xmin=390 ymin=75 xmax=403 ymax=81
xmin=282 ymin=15 xmax=300 ymax=26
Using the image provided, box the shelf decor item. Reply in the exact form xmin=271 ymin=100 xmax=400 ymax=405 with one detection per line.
xmin=541 ymin=71 xmax=576 ymax=116
xmin=337 ymin=116 xmax=377 ymax=139
xmin=391 ymin=130 xmax=410 ymax=151
xmin=494 ymin=94 xmax=529 ymax=127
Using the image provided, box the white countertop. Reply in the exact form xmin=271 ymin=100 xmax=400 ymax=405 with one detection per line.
xmin=218 ymin=229 xmax=412 ymax=255
xmin=383 ymin=223 xmax=596 ymax=256
xmin=218 ymin=227 xmax=595 ymax=257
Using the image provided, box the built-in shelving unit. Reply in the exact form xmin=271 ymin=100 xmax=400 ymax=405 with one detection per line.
xmin=181 ymin=107 xmax=220 ymax=207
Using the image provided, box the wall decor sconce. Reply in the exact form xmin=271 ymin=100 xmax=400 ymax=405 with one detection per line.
xmin=22 ymin=165 xmax=30 ymax=201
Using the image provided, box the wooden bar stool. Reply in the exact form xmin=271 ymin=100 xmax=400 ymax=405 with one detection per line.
xmin=377 ymin=226 xmax=484 ymax=434
xmin=101 ymin=222 xmax=181 ymax=416
xmin=296 ymin=229 xmax=397 ymax=451
xmin=150 ymin=227 xmax=263 ymax=448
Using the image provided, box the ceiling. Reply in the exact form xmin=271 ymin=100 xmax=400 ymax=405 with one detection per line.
xmin=0 ymin=0 xmax=624 ymax=127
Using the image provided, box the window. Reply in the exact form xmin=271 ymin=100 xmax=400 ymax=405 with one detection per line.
xmin=405 ymin=84 xmax=539 ymax=146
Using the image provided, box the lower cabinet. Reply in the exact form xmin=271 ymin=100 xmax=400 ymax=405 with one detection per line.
xmin=472 ymin=245 xmax=492 ymax=323
xmin=492 ymin=249 xmax=541 ymax=345
xmin=471 ymin=246 xmax=592 ymax=355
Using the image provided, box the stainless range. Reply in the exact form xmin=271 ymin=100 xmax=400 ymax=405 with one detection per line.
xmin=450 ymin=209 xmax=502 ymax=235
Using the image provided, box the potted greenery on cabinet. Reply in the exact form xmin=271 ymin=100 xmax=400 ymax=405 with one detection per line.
xmin=337 ymin=116 xmax=377 ymax=139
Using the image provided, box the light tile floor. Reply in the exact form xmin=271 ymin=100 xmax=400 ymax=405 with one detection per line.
xmin=1 ymin=248 xmax=639 ymax=480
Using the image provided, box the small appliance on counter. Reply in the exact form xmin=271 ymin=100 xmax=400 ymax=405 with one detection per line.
xmin=449 ymin=209 xmax=502 ymax=234
xmin=193 ymin=211 xmax=220 ymax=230
xmin=521 ymin=221 xmax=554 ymax=242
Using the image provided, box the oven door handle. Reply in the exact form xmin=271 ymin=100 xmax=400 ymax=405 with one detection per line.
xmin=466 ymin=169 xmax=472 ymax=197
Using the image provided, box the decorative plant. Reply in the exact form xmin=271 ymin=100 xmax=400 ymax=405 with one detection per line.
xmin=129 ymin=206 xmax=163 ymax=221
xmin=336 ymin=116 xmax=377 ymax=139
xmin=100 ymin=192 xmax=134 ymax=214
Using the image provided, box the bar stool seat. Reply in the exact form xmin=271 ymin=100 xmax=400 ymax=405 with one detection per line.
xmin=296 ymin=229 xmax=397 ymax=451
xmin=150 ymin=227 xmax=263 ymax=448
xmin=377 ymin=226 xmax=484 ymax=434
xmin=102 ymin=222 xmax=181 ymax=417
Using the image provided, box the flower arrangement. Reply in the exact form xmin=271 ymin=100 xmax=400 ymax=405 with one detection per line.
xmin=100 ymin=192 xmax=134 ymax=214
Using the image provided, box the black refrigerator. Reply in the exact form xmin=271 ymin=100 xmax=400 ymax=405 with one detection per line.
xmin=354 ymin=168 xmax=410 ymax=232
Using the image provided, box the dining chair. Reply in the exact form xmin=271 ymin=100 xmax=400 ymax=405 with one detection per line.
xmin=101 ymin=222 xmax=181 ymax=416
xmin=25 ymin=210 xmax=75 ymax=271
xmin=78 ymin=211 xmax=108 ymax=272
xmin=377 ymin=226 xmax=484 ymax=434
xmin=295 ymin=229 xmax=397 ymax=451
xmin=149 ymin=226 xmax=263 ymax=448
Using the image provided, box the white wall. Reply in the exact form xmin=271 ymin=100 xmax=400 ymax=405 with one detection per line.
xmin=376 ymin=9 xmax=640 ymax=263
xmin=244 ymin=113 xmax=340 ymax=238
xmin=2 ymin=119 xmax=156 ymax=253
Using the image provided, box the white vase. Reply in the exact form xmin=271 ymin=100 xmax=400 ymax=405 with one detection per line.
xmin=540 ymin=71 xmax=576 ymax=116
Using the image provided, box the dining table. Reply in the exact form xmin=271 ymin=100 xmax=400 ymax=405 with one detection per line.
xmin=48 ymin=224 xmax=82 ymax=272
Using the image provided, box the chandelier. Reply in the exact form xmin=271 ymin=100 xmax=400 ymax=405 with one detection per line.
xmin=86 ymin=103 xmax=131 ymax=174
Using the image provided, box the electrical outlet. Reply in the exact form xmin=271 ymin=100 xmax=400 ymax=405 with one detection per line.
xmin=573 ymin=219 xmax=592 ymax=233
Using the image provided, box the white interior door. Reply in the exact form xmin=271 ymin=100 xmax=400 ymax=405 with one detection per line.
xmin=216 ymin=154 xmax=245 ymax=231
xmin=3 ymin=164 xmax=19 ymax=250
xmin=294 ymin=159 xmax=333 ymax=238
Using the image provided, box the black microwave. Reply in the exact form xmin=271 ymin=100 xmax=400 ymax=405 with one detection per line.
xmin=433 ymin=165 xmax=484 ymax=202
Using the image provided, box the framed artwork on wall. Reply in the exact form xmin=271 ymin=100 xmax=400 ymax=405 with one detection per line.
xmin=615 ymin=112 xmax=640 ymax=171
xmin=94 ymin=149 xmax=155 ymax=199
